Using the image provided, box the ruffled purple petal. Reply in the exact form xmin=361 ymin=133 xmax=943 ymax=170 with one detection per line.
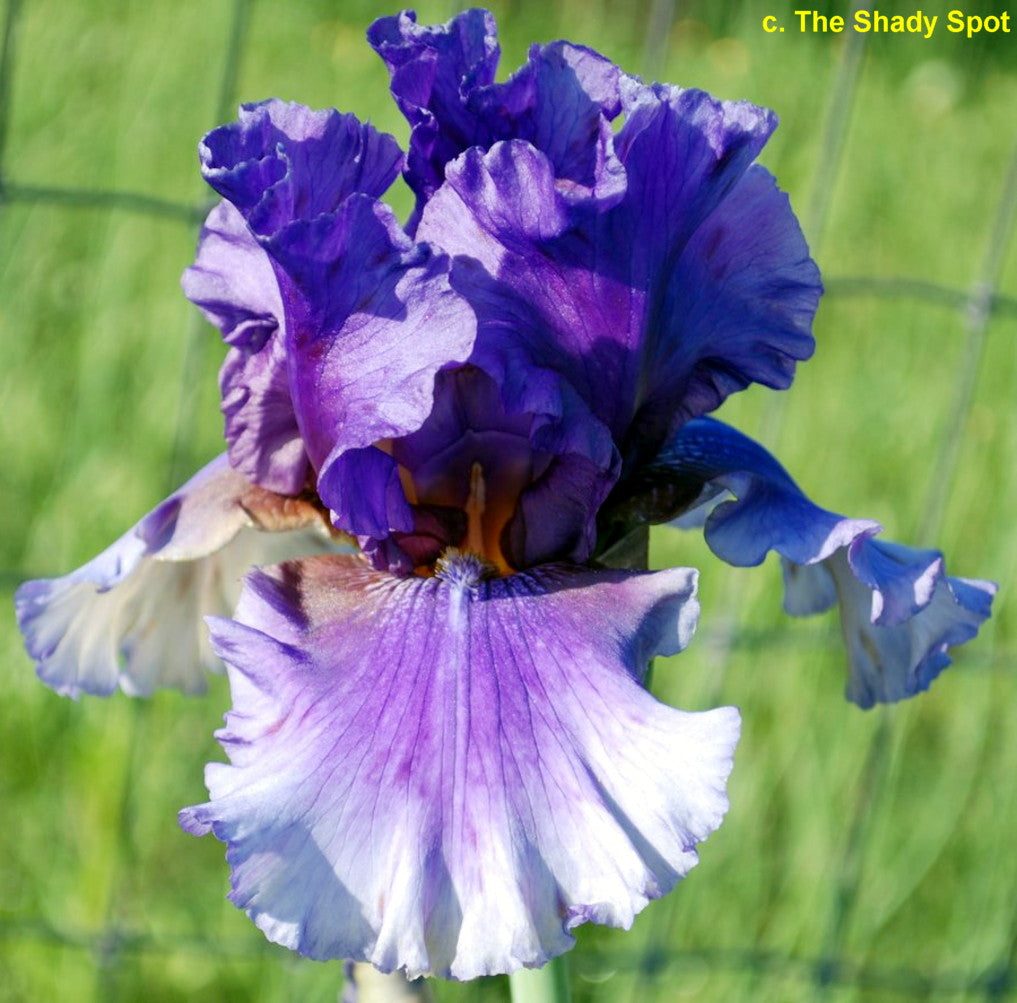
xmin=643 ymin=162 xmax=820 ymax=433
xmin=199 ymin=99 xmax=402 ymax=238
xmin=614 ymin=85 xmax=816 ymax=439
xmin=183 ymin=202 xmax=282 ymax=354
xmin=14 ymin=456 xmax=339 ymax=697
xmin=181 ymin=554 xmax=738 ymax=979
xmin=368 ymin=9 xmax=500 ymax=205
xmin=465 ymin=41 xmax=625 ymax=204
xmin=616 ymin=80 xmax=774 ymax=246
xmin=418 ymin=85 xmax=818 ymax=458
xmin=654 ymin=417 xmax=996 ymax=706
xmin=183 ymin=201 xmax=309 ymax=493
xmin=185 ymin=103 xmax=403 ymax=492
xmin=369 ymin=11 xmax=624 ymax=221
xmin=419 ymin=143 xmax=622 ymax=465
xmin=271 ymin=196 xmax=476 ymax=538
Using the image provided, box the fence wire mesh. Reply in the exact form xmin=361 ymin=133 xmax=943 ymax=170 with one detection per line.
xmin=1 ymin=1 xmax=1015 ymax=1001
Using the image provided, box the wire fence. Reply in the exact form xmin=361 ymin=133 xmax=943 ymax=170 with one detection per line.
xmin=1 ymin=0 xmax=1015 ymax=999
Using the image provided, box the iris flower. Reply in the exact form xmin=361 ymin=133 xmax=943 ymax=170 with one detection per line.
xmin=15 ymin=8 xmax=994 ymax=982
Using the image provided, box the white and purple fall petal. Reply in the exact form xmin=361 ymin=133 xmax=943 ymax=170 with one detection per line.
xmin=15 ymin=455 xmax=342 ymax=697
xmin=180 ymin=553 xmax=739 ymax=979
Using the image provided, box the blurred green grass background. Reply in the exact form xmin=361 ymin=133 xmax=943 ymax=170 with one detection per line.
xmin=1 ymin=0 xmax=1015 ymax=1000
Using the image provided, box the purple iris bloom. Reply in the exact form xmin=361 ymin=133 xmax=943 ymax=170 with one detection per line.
xmin=15 ymin=8 xmax=994 ymax=982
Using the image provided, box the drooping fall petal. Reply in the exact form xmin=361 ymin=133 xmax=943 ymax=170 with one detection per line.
xmin=181 ymin=554 xmax=738 ymax=978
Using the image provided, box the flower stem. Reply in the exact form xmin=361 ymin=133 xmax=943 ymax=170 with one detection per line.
xmin=346 ymin=963 xmax=435 ymax=1003
xmin=508 ymin=957 xmax=572 ymax=1003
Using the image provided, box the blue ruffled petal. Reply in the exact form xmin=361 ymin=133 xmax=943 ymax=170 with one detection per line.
xmin=784 ymin=545 xmax=997 ymax=708
xmin=652 ymin=417 xmax=996 ymax=706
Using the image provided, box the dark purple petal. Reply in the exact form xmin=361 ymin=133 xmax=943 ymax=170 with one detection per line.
xmin=200 ymin=100 xmax=402 ymax=238
xmin=324 ymin=446 xmax=414 ymax=542
xmin=419 ymin=89 xmax=818 ymax=460
xmin=372 ymin=504 xmax=468 ymax=574
xmin=615 ymin=80 xmax=774 ymax=248
xmin=466 ymin=41 xmax=625 ymax=204
xmin=369 ymin=11 xmax=624 ymax=217
xmin=270 ymin=196 xmax=476 ymax=538
xmin=654 ymin=417 xmax=996 ymax=706
xmin=14 ymin=456 xmax=339 ymax=697
xmin=181 ymin=554 xmax=737 ymax=978
xmin=183 ymin=201 xmax=309 ymax=493
xmin=368 ymin=9 xmax=500 ymax=204
xmin=618 ymin=88 xmax=816 ymax=442
xmin=637 ymin=162 xmax=819 ymax=439
xmin=419 ymin=141 xmax=617 ymax=441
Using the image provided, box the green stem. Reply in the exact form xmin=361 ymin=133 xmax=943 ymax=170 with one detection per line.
xmin=508 ymin=956 xmax=572 ymax=1003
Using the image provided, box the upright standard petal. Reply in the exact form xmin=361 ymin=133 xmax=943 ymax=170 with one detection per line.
xmin=15 ymin=456 xmax=340 ymax=698
xmin=369 ymin=10 xmax=624 ymax=214
xmin=627 ymin=417 xmax=996 ymax=706
xmin=368 ymin=9 xmax=500 ymax=204
xmin=181 ymin=554 xmax=738 ymax=979
xmin=184 ymin=102 xmax=404 ymax=492
xmin=273 ymin=196 xmax=476 ymax=542
xmin=469 ymin=41 xmax=625 ymax=203
xmin=419 ymin=83 xmax=819 ymax=466
xmin=199 ymin=99 xmax=403 ymax=238
xmin=183 ymin=201 xmax=309 ymax=493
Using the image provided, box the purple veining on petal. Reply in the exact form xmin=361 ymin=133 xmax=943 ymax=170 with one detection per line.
xmin=14 ymin=456 xmax=340 ymax=698
xmin=181 ymin=553 xmax=737 ymax=979
xmin=655 ymin=417 xmax=996 ymax=706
